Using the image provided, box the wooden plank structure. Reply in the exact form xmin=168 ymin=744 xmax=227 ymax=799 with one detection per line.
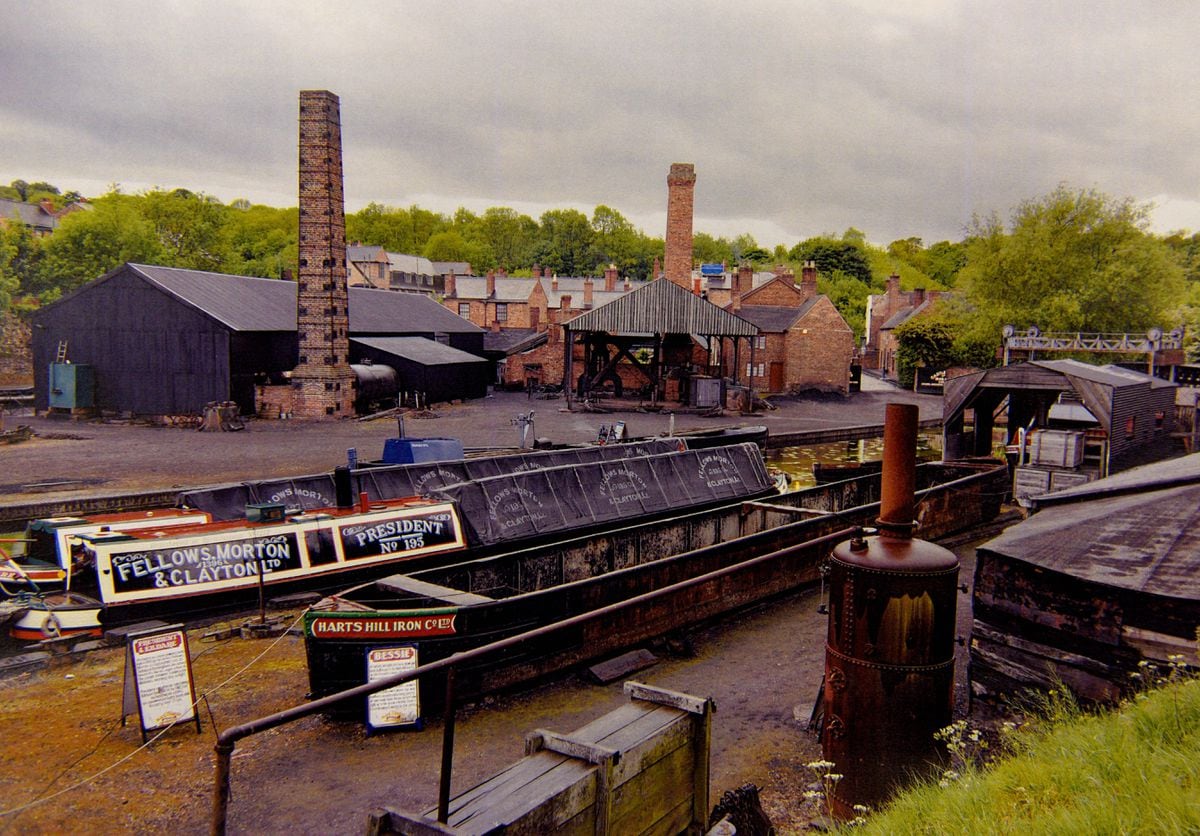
xmin=971 ymin=452 xmax=1200 ymax=704
xmin=943 ymin=359 xmax=1177 ymax=475
xmin=367 ymin=682 xmax=715 ymax=835
xmin=561 ymin=279 xmax=758 ymax=408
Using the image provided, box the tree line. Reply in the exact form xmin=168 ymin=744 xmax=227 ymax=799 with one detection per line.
xmin=2 ymin=180 xmax=1197 ymax=369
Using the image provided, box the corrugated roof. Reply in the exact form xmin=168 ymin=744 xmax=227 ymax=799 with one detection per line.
xmin=984 ymin=453 xmax=1200 ymax=597
xmin=565 ymin=278 xmax=758 ymax=337
xmin=387 ymin=252 xmax=436 ymax=275
xmin=351 ymin=336 xmax=487 ymax=366
xmin=347 ymin=244 xmax=387 ymax=262
xmin=131 ymin=263 xmax=480 ymax=334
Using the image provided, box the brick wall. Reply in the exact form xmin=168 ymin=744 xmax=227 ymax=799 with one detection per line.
xmin=255 ymin=383 xmax=294 ymax=418
xmin=783 ymin=298 xmax=855 ymax=394
xmin=743 ymin=277 xmax=803 ymax=306
xmin=291 ymin=89 xmax=355 ymax=418
xmin=664 ymin=163 xmax=696 ymax=288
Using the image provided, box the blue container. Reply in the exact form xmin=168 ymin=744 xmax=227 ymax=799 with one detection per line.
xmin=381 ymin=437 xmax=465 ymax=465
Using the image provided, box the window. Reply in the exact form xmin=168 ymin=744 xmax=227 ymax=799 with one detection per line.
xmin=754 ymin=336 xmax=766 ymax=349
xmin=495 ymin=303 xmax=508 ymax=322
xmin=745 ymin=363 xmax=765 ymax=378
xmin=458 ymin=302 xmax=471 ymax=317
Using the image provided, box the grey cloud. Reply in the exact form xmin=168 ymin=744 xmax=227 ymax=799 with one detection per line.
xmin=2 ymin=0 xmax=1198 ymax=245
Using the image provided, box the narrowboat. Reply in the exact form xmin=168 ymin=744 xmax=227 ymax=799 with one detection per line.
xmin=304 ymin=457 xmax=1009 ymax=715
xmin=8 ymin=495 xmax=465 ymax=638
xmin=0 ymin=508 xmax=212 ymax=590
xmin=7 ymin=443 xmax=776 ymax=638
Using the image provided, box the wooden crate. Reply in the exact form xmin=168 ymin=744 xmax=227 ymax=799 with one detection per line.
xmin=1049 ymin=469 xmax=1094 ymax=491
xmin=368 ymin=682 xmax=714 ymax=835
xmin=1013 ymin=466 xmax=1051 ymax=500
xmin=1028 ymin=429 xmax=1085 ymax=468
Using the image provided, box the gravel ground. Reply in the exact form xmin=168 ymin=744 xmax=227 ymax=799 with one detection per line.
xmin=1 ymin=378 xmax=940 ymax=506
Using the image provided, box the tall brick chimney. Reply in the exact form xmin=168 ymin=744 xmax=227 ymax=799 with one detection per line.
xmin=291 ymin=90 xmax=355 ymax=419
xmin=733 ymin=264 xmax=753 ymax=310
xmin=604 ymin=265 xmax=618 ymax=292
xmin=664 ymin=163 xmax=696 ymax=288
xmin=800 ymin=261 xmax=818 ymax=300
xmin=886 ymin=274 xmax=901 ymax=301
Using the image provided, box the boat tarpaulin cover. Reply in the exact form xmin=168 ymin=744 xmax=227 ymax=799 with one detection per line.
xmin=432 ymin=442 xmax=772 ymax=547
xmin=177 ymin=439 xmax=686 ymax=520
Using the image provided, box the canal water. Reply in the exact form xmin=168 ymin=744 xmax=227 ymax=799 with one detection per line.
xmin=767 ymin=433 xmax=942 ymax=490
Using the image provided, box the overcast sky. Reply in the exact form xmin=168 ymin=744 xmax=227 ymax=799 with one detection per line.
xmin=3 ymin=1 xmax=1198 ymax=247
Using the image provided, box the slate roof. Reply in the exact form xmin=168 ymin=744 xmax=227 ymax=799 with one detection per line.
xmin=880 ymin=299 xmax=934 ymax=330
xmin=483 ymin=328 xmax=546 ymax=354
xmin=125 ymin=264 xmax=480 ymax=334
xmin=431 ymin=261 xmax=472 ymax=276
xmin=387 ymin=252 xmax=437 ymax=275
xmin=351 ymin=336 xmax=487 ymax=366
xmin=983 ymin=452 xmax=1200 ymax=597
xmin=451 ymin=277 xmax=539 ymax=302
xmin=0 ymin=197 xmax=57 ymax=231
xmin=565 ymin=278 xmax=758 ymax=337
xmin=732 ymin=299 xmax=821 ymax=333
xmin=347 ymin=244 xmax=387 ymax=262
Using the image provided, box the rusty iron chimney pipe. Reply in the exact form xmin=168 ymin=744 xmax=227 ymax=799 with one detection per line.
xmin=878 ymin=402 xmax=918 ymax=536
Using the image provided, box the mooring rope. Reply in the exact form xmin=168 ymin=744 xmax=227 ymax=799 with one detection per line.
xmin=0 ymin=608 xmax=310 ymax=822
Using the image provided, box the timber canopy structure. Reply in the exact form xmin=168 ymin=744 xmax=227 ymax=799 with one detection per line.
xmin=561 ymin=279 xmax=759 ymax=409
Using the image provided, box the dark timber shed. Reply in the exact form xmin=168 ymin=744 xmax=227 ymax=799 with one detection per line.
xmin=943 ymin=359 xmax=1177 ymax=473
xmin=561 ymin=278 xmax=758 ymax=406
xmin=31 ymin=263 xmax=484 ymax=416
xmin=971 ymin=452 xmax=1200 ymax=703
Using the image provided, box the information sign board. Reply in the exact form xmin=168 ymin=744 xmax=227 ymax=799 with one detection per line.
xmin=365 ymin=645 xmax=421 ymax=732
xmin=120 ymin=624 xmax=201 ymax=742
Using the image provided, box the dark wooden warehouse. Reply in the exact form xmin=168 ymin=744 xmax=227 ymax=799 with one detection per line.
xmin=350 ymin=336 xmax=489 ymax=403
xmin=31 ymin=263 xmax=485 ymax=416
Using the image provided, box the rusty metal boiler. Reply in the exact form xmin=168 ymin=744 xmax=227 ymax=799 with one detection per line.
xmin=820 ymin=402 xmax=959 ymax=816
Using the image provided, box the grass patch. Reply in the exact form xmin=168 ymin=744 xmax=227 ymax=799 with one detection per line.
xmin=855 ymin=666 xmax=1200 ymax=834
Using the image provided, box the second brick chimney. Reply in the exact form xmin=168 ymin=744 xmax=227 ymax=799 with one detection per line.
xmin=486 ymin=269 xmax=496 ymax=298
xmin=444 ymin=272 xmax=456 ymax=297
xmin=583 ymin=278 xmax=594 ymax=307
xmin=604 ymin=265 xmax=618 ymax=292
xmin=664 ymin=163 xmax=696 ymax=288
xmin=800 ymin=261 xmax=818 ymax=300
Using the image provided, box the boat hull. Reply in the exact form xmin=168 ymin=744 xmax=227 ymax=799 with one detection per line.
xmin=304 ymin=459 xmax=1008 ymax=715
xmin=9 ymin=592 xmax=104 ymax=641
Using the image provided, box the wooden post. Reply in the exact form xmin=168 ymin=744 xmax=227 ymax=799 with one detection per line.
xmin=563 ymin=326 xmax=573 ymax=407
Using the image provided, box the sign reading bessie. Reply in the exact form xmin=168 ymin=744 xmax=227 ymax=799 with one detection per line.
xmin=365 ymin=645 xmax=421 ymax=731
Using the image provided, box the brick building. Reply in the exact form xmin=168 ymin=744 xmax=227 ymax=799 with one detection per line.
xmin=863 ymin=275 xmax=949 ymax=375
xmin=722 ymin=262 xmax=856 ymax=395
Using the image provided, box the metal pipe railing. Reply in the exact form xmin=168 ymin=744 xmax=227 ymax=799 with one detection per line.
xmin=209 ymin=525 xmax=855 ymax=834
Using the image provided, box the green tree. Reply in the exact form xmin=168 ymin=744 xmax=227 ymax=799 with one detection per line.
xmin=41 ymin=193 xmax=166 ymax=293
xmin=141 ymin=188 xmax=229 ymax=271
xmin=221 ymin=203 xmax=298 ymax=278
xmin=477 ymin=207 xmax=537 ymax=270
xmin=789 ymin=236 xmax=873 ymax=285
xmin=0 ymin=218 xmax=47 ymax=300
xmin=959 ymin=186 xmax=1185 ymax=337
xmin=692 ymin=232 xmax=731 ymax=266
xmin=534 ymin=209 xmax=595 ymax=276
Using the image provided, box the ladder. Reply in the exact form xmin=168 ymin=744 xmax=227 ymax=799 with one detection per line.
xmin=55 ymin=340 xmax=68 ymax=363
